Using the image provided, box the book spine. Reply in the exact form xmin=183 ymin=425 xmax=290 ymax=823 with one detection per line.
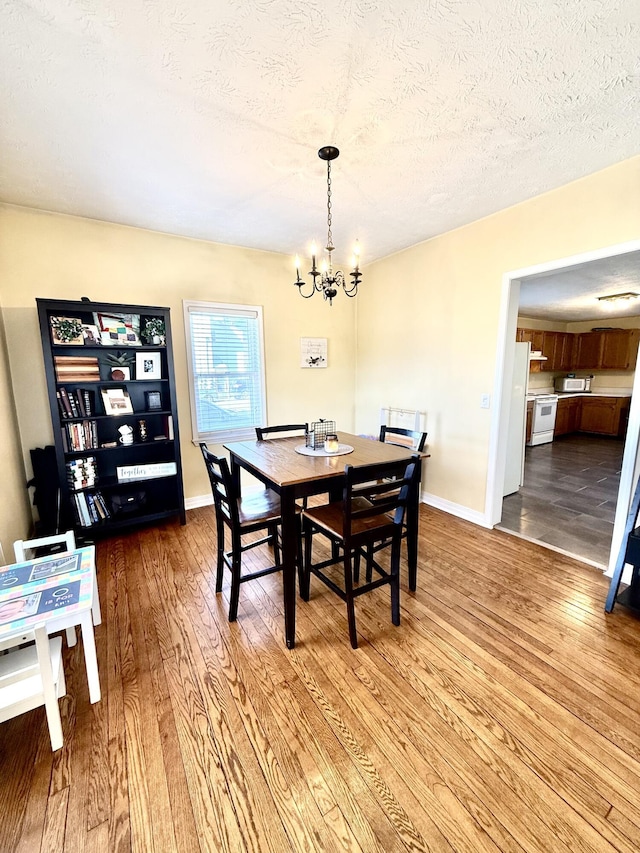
xmin=67 ymin=390 xmax=79 ymax=418
xmin=59 ymin=388 xmax=73 ymax=417
xmin=83 ymin=389 xmax=93 ymax=416
xmin=57 ymin=391 xmax=69 ymax=419
xmin=76 ymin=389 xmax=86 ymax=417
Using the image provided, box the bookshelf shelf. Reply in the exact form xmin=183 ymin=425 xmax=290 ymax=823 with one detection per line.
xmin=37 ymin=298 xmax=186 ymax=536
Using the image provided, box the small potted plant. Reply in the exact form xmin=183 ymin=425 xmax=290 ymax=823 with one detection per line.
xmin=104 ymin=350 xmax=135 ymax=381
xmin=143 ymin=317 xmax=165 ymax=345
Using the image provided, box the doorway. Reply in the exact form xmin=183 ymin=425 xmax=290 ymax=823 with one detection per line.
xmin=487 ymin=240 xmax=640 ymax=576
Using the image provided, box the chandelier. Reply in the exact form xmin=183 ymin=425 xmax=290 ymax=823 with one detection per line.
xmin=294 ymin=146 xmax=362 ymax=305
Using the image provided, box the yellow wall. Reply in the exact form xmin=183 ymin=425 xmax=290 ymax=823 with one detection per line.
xmin=0 ymin=206 xmax=356 ymax=525
xmin=358 ymin=156 xmax=640 ymax=514
xmin=0 ymin=302 xmax=32 ymax=558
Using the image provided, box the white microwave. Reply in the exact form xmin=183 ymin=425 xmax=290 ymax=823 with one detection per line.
xmin=555 ymin=377 xmax=587 ymax=392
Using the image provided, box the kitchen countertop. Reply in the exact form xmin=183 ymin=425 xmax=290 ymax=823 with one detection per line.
xmin=527 ymin=391 xmax=633 ymax=401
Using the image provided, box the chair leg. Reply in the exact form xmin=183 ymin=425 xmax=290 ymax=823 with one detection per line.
xmin=296 ymin=516 xmax=305 ymax=598
xmin=300 ymin=518 xmax=312 ymax=601
xmin=228 ymin=531 xmax=242 ymax=622
xmin=268 ymin=523 xmax=281 ymax=567
xmin=391 ymin=537 xmax=401 ymax=627
xmin=344 ymin=551 xmax=358 ymax=649
xmin=215 ymin=511 xmax=225 ymax=593
xmin=365 ymin=543 xmax=374 ymax=583
xmin=353 ymin=548 xmax=360 ymax=583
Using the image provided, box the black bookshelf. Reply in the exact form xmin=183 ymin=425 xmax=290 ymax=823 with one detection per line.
xmin=36 ymin=297 xmax=186 ymax=537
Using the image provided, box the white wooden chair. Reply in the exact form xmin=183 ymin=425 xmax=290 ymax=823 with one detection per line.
xmin=13 ymin=532 xmax=102 ymax=647
xmin=0 ymin=626 xmax=66 ymax=751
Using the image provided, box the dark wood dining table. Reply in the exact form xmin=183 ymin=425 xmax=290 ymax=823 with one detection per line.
xmin=223 ymin=431 xmax=423 ymax=648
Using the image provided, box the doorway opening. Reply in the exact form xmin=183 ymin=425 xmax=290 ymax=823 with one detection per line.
xmin=488 ymin=241 xmax=640 ymax=574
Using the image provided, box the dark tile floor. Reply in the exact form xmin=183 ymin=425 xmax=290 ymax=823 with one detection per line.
xmin=499 ymin=434 xmax=624 ymax=567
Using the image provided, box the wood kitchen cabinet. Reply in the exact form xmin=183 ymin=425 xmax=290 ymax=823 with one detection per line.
xmin=526 ymin=400 xmax=533 ymax=444
xmin=554 ymin=397 xmax=581 ymax=437
xmin=578 ymin=396 xmax=630 ymax=437
xmin=601 ymin=329 xmax=640 ymax=369
xmin=573 ymin=331 xmax=604 ymax=370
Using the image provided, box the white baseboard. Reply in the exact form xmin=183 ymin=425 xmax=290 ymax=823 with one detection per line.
xmin=185 ymin=494 xmax=213 ymax=510
xmin=420 ymin=490 xmax=491 ymax=528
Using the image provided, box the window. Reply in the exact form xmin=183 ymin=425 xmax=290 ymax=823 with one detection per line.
xmin=183 ymin=301 xmax=266 ymax=442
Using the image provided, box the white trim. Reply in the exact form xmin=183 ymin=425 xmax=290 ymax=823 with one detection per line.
xmin=487 ymin=240 xmax=640 ymax=569
xmin=421 ymin=490 xmax=491 ymax=528
xmin=185 ymin=494 xmax=213 ymax=510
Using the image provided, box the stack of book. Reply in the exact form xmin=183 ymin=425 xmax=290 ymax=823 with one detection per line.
xmin=56 ymin=387 xmax=96 ymax=418
xmin=72 ymin=491 xmax=111 ymax=527
xmin=54 ymin=355 xmax=100 ymax=383
xmin=66 ymin=456 xmax=97 ymax=491
xmin=61 ymin=420 xmax=98 ymax=452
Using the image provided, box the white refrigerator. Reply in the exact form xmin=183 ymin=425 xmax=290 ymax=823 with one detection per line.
xmin=503 ymin=341 xmax=529 ymax=496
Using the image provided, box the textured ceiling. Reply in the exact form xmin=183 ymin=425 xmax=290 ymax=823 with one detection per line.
xmin=519 ymin=251 xmax=640 ymax=322
xmin=1 ymin=0 xmax=639 ymax=266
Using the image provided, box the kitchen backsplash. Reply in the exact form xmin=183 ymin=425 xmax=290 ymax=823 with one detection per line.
xmin=528 ymin=370 xmax=634 ymax=394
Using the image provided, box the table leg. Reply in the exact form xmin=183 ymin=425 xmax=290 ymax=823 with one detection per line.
xmin=79 ymin=612 xmax=101 ymax=703
xmin=406 ymin=459 xmax=422 ymax=592
xmin=280 ymin=487 xmax=297 ymax=649
xmin=230 ymin=455 xmax=242 ymax=497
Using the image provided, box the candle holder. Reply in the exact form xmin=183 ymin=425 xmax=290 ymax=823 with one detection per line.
xmin=324 ymin=433 xmax=339 ymax=453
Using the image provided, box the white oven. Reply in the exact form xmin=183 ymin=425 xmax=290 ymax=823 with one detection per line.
xmin=530 ymin=394 xmax=558 ymax=446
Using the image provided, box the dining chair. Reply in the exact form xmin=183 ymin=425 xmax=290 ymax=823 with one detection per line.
xmin=255 ymin=423 xmax=308 ymax=440
xmin=0 ymin=625 xmax=66 ymax=751
xmin=379 ymin=425 xmax=427 ymax=452
xmin=13 ymin=531 xmax=102 ymax=647
xmin=200 ymin=443 xmax=302 ymax=622
xmin=300 ymin=456 xmax=419 ymax=648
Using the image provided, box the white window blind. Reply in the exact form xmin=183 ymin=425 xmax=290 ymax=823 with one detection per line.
xmin=183 ymin=301 xmax=266 ymax=442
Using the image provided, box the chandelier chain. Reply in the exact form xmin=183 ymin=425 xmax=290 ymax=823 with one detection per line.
xmin=326 ymin=160 xmax=333 ymax=251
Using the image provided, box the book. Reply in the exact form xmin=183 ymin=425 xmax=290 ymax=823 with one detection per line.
xmin=58 ymin=388 xmax=73 ymax=417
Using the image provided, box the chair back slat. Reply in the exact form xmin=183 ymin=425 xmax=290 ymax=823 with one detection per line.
xmin=343 ymin=456 xmax=419 ymax=541
xmin=199 ymin=444 xmax=239 ymax=526
xmin=256 ymin=423 xmax=308 ymax=440
xmin=379 ymin=425 xmax=427 ymax=452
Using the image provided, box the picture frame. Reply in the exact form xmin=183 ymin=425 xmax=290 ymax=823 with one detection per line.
xmin=300 ymin=337 xmax=328 ymax=368
xmin=50 ymin=316 xmax=84 ymax=346
xmin=144 ymin=390 xmax=163 ymax=411
xmin=94 ymin=312 xmax=141 ymax=346
xmin=81 ymin=323 xmax=101 ymax=345
xmin=100 ymin=387 xmax=134 ymax=415
xmin=135 ymin=351 xmax=162 ymax=380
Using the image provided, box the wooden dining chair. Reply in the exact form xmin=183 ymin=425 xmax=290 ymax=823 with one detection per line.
xmin=200 ymin=443 xmax=302 ymax=622
xmin=379 ymin=425 xmax=427 ymax=452
xmin=255 ymin=423 xmax=308 ymax=440
xmin=301 ymin=456 xmax=419 ymax=648
xmin=0 ymin=625 xmax=66 ymax=751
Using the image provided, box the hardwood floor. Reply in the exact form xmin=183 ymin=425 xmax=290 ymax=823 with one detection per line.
xmin=500 ymin=434 xmax=625 ymax=566
xmin=2 ymin=505 xmax=640 ymax=852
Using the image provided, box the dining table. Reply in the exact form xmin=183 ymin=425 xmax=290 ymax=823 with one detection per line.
xmin=0 ymin=545 xmax=101 ymax=703
xmin=223 ymin=431 xmax=423 ymax=649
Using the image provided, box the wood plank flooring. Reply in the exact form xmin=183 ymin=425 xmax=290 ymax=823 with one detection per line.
xmin=500 ymin=434 xmax=624 ymax=566
xmin=2 ymin=504 xmax=640 ymax=852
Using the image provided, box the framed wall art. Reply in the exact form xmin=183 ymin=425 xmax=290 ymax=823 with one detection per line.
xmin=300 ymin=337 xmax=327 ymax=368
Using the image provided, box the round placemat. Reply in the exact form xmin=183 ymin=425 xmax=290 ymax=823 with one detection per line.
xmin=294 ymin=443 xmax=354 ymax=457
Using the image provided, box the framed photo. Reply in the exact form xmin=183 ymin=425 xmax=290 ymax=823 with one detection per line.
xmin=135 ymin=351 xmax=162 ymax=380
xmin=94 ymin=312 xmax=141 ymax=346
xmin=101 ymin=387 xmax=134 ymax=415
xmin=81 ymin=323 xmax=101 ymax=345
xmin=145 ymin=390 xmax=163 ymax=411
xmin=300 ymin=337 xmax=327 ymax=368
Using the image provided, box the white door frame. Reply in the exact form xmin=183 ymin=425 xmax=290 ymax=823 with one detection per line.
xmin=486 ymin=240 xmax=640 ymax=576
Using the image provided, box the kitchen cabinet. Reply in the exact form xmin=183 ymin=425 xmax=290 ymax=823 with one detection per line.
xmin=554 ymin=397 xmax=581 ymax=437
xmin=573 ymin=332 xmax=604 ymax=370
xmin=578 ymin=396 xmax=630 ymax=437
xmin=601 ymin=329 xmax=640 ymax=369
xmin=526 ymin=400 xmax=533 ymax=444
xmin=517 ymin=327 xmax=639 ymax=371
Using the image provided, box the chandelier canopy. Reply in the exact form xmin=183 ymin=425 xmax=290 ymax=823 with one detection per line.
xmin=294 ymin=146 xmax=362 ymax=305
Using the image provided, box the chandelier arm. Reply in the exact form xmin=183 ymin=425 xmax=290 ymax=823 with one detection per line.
xmin=295 ymin=279 xmax=320 ymax=298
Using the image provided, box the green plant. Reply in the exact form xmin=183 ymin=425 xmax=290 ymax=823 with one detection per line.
xmin=144 ymin=317 xmax=165 ymax=341
xmin=51 ymin=316 xmax=82 ymax=342
xmin=104 ymin=350 xmax=135 ymax=367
